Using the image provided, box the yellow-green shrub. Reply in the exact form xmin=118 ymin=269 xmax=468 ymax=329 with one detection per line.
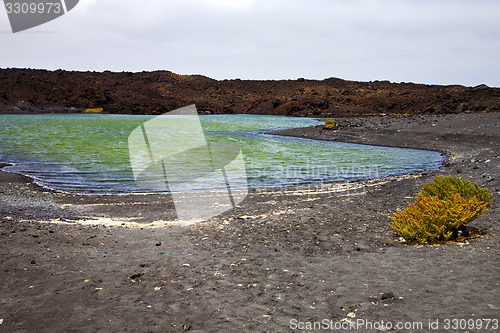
xmin=420 ymin=176 xmax=491 ymax=203
xmin=325 ymin=119 xmax=336 ymax=129
xmin=390 ymin=176 xmax=491 ymax=244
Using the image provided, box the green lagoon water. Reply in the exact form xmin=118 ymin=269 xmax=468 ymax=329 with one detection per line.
xmin=0 ymin=114 xmax=445 ymax=193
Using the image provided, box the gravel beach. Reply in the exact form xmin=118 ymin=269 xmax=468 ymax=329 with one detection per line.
xmin=1 ymin=113 xmax=499 ymax=332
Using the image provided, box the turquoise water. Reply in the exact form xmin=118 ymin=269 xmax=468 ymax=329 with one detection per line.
xmin=0 ymin=114 xmax=444 ymax=193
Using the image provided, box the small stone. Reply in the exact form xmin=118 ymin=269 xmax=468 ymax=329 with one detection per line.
xmin=381 ymin=292 xmax=394 ymax=300
xmin=155 ymin=242 xmax=161 ymax=246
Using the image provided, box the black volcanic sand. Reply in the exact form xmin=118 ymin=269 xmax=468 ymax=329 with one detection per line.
xmin=0 ymin=113 xmax=499 ymax=332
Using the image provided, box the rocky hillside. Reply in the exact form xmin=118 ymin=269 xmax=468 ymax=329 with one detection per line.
xmin=1 ymin=68 xmax=499 ymax=116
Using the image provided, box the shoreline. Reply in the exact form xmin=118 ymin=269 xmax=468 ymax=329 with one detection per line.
xmin=1 ymin=112 xmax=498 ymax=332
xmin=0 ymin=160 xmax=443 ymax=199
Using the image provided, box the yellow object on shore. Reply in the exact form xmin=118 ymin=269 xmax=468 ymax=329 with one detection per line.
xmin=84 ymin=108 xmax=103 ymax=113
xmin=325 ymin=119 xmax=336 ymax=129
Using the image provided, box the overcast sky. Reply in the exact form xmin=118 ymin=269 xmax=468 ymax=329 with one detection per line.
xmin=1 ymin=0 xmax=499 ymax=87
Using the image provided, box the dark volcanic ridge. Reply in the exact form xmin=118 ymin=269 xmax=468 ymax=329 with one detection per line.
xmin=1 ymin=68 xmax=499 ymax=116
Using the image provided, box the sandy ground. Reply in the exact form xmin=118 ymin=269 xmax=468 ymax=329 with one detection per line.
xmin=0 ymin=113 xmax=499 ymax=332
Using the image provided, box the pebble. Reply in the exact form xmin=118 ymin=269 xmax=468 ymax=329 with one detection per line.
xmin=381 ymin=292 xmax=394 ymax=300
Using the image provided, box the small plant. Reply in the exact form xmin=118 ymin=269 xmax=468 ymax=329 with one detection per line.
xmin=390 ymin=176 xmax=492 ymax=244
xmin=325 ymin=119 xmax=336 ymax=129
xmin=419 ymin=175 xmax=491 ymax=203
